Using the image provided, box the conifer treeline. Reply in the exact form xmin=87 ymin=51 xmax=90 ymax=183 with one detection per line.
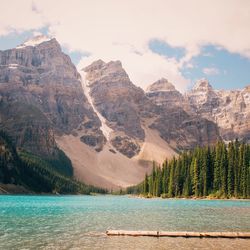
xmin=127 ymin=141 xmax=250 ymax=198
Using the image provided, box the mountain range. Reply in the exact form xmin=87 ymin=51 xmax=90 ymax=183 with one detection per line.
xmin=0 ymin=36 xmax=249 ymax=189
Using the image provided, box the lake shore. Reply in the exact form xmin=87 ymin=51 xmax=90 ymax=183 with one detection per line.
xmin=1 ymin=188 xmax=249 ymax=202
xmin=127 ymin=194 xmax=250 ymax=201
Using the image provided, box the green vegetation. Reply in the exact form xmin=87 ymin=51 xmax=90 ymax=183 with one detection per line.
xmin=0 ymin=130 xmax=106 ymax=194
xmin=127 ymin=140 xmax=250 ymax=199
xmin=46 ymin=149 xmax=73 ymax=176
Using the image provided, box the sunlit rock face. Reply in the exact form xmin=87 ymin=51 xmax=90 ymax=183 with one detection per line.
xmin=0 ymin=36 xmax=105 ymax=154
xmin=83 ymin=60 xmax=151 ymax=157
xmin=187 ymin=79 xmax=220 ymax=115
xmin=146 ymin=78 xmax=185 ymax=107
xmin=144 ymin=78 xmax=219 ymax=150
xmin=84 ymin=61 xmax=220 ymax=154
xmin=187 ymin=79 xmax=250 ymax=142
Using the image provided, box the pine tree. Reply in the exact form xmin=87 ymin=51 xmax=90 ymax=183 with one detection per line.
xmin=143 ymin=173 xmax=149 ymax=194
xmin=174 ymin=159 xmax=181 ymax=196
xmin=234 ymin=139 xmax=240 ymax=197
xmin=202 ymin=148 xmax=208 ymax=196
xmin=241 ymin=144 xmax=248 ymax=198
xmin=155 ymin=168 xmax=162 ymax=197
xmin=192 ymin=158 xmax=199 ymax=197
xmin=227 ymin=142 xmax=234 ymax=197
xmin=161 ymin=162 xmax=167 ymax=194
xmin=239 ymin=144 xmax=244 ymax=196
xmin=149 ymin=175 xmax=153 ymax=195
xmin=214 ymin=141 xmax=222 ymax=192
xmin=152 ymin=163 xmax=157 ymax=196
xmin=220 ymin=142 xmax=228 ymax=196
xmin=183 ymin=167 xmax=191 ymax=197
xmin=168 ymin=159 xmax=175 ymax=197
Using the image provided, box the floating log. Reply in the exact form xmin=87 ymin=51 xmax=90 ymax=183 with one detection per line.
xmin=106 ymin=230 xmax=250 ymax=238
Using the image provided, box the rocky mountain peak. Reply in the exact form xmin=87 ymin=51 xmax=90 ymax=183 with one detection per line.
xmin=146 ymin=78 xmax=176 ymax=92
xmin=244 ymin=84 xmax=250 ymax=91
xmin=187 ymin=78 xmax=219 ymax=117
xmin=83 ymin=59 xmax=105 ymax=72
xmin=146 ymin=78 xmax=184 ymax=108
xmin=84 ymin=59 xmax=129 ymax=85
xmin=0 ymin=35 xmax=79 ymax=86
xmin=0 ymin=36 xmax=105 ymax=146
xmin=16 ymin=35 xmax=54 ymax=49
xmin=84 ymin=59 xmax=123 ymax=72
xmin=192 ymin=78 xmax=213 ymax=92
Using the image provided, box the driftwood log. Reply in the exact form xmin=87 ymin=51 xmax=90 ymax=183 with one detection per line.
xmin=106 ymin=230 xmax=250 ymax=238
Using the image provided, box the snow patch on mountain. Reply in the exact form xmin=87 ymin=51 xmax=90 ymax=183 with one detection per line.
xmin=16 ymin=35 xmax=51 ymax=49
xmin=80 ymin=71 xmax=113 ymax=141
xmin=7 ymin=64 xmax=19 ymax=69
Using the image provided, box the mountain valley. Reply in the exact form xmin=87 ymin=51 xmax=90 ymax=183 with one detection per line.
xmin=0 ymin=36 xmax=249 ymax=190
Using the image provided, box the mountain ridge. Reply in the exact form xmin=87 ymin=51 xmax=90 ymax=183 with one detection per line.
xmin=0 ymin=36 xmax=249 ymax=189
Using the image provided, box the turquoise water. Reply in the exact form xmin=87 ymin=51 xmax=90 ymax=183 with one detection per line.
xmin=0 ymin=195 xmax=249 ymax=249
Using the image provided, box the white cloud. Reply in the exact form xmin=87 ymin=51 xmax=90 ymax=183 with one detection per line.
xmin=203 ymin=67 xmax=220 ymax=75
xmin=77 ymin=51 xmax=189 ymax=92
xmin=0 ymin=0 xmax=250 ymax=91
xmin=0 ymin=0 xmax=46 ymax=35
xmin=32 ymin=31 xmax=43 ymax=37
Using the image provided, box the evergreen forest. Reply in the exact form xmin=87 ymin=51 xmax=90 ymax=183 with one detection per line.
xmin=127 ymin=141 xmax=250 ymax=198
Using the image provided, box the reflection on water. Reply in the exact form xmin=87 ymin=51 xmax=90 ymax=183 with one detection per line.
xmin=0 ymin=195 xmax=249 ymax=249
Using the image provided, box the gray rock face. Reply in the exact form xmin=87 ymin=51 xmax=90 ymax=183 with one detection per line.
xmin=111 ymin=136 xmax=140 ymax=158
xmin=146 ymin=78 xmax=176 ymax=92
xmin=187 ymin=79 xmax=220 ymax=115
xmin=84 ymin=61 xmax=220 ymax=155
xmin=0 ymin=37 xmax=79 ymax=86
xmin=83 ymin=60 xmax=150 ymax=156
xmin=0 ymin=36 xmax=105 ymax=155
xmin=145 ymin=78 xmax=220 ymax=150
xmin=146 ymin=78 xmax=185 ymax=108
xmin=150 ymin=107 xmax=220 ymax=150
xmin=80 ymin=134 xmax=105 ymax=152
xmin=187 ymin=79 xmax=250 ymax=142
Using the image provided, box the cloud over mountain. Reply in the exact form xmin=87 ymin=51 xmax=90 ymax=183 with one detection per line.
xmin=1 ymin=0 xmax=250 ymax=91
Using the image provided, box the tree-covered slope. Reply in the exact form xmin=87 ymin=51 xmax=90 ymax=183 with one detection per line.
xmin=127 ymin=140 xmax=250 ymax=198
xmin=0 ymin=130 xmax=106 ymax=194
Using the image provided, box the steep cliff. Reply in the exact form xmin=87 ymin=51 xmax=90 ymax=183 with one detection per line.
xmin=146 ymin=78 xmax=220 ymax=150
xmin=187 ymin=79 xmax=250 ymax=142
xmin=83 ymin=60 xmax=151 ymax=157
xmin=146 ymin=78 xmax=185 ymax=107
xmin=0 ymin=36 xmax=105 ymax=155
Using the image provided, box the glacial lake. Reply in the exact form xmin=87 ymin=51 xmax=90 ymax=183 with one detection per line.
xmin=0 ymin=195 xmax=249 ymax=249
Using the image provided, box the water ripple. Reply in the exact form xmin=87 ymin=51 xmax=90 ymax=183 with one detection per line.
xmin=0 ymin=195 xmax=249 ymax=249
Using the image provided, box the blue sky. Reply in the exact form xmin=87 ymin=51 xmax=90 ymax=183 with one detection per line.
xmin=149 ymin=40 xmax=250 ymax=90
xmin=1 ymin=1 xmax=250 ymax=92
xmin=0 ymin=28 xmax=86 ymax=66
xmin=1 ymin=29 xmax=250 ymax=91
xmin=182 ymin=45 xmax=250 ymax=90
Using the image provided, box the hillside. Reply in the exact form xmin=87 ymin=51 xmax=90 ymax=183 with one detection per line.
xmin=0 ymin=130 xmax=105 ymax=194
